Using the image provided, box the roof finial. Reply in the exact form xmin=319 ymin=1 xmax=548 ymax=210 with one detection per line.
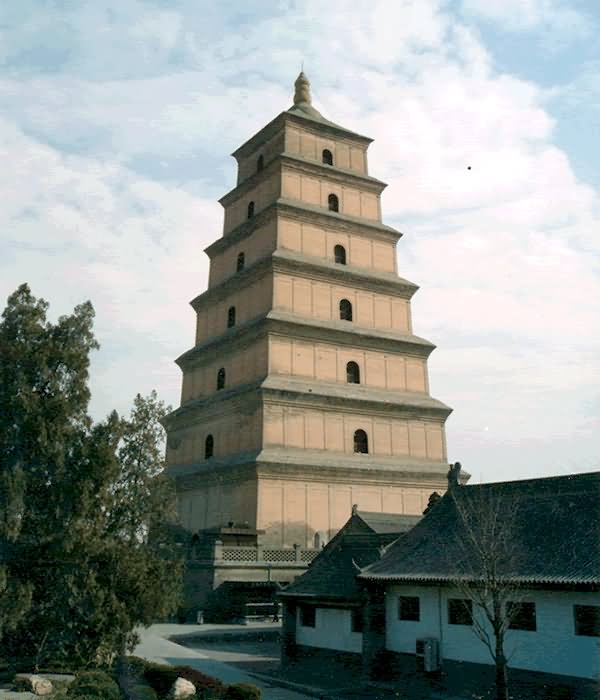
xmin=447 ymin=462 xmax=462 ymax=488
xmin=294 ymin=71 xmax=311 ymax=106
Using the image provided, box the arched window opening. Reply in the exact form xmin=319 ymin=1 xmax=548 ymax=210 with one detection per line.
xmin=236 ymin=252 xmax=245 ymax=272
xmin=339 ymin=299 xmax=353 ymax=322
xmin=205 ymin=434 xmax=214 ymax=459
xmin=257 ymin=155 xmax=264 ymax=172
xmin=227 ymin=306 xmax=236 ymax=328
xmin=247 ymin=201 xmax=255 ymax=219
xmin=354 ymin=429 xmax=369 ymax=454
xmin=217 ymin=367 xmax=226 ymax=391
xmin=346 ymin=361 xmax=360 ymax=384
xmin=322 ymin=149 xmax=333 ymax=166
xmin=328 ymin=193 xmax=339 ymax=212
xmin=334 ymin=244 xmax=346 ymax=265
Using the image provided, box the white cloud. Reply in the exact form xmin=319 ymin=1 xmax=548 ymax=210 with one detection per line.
xmin=461 ymin=0 xmax=592 ymax=39
xmin=1 ymin=0 xmax=599 ymax=482
xmin=0 ymin=118 xmax=219 ymax=418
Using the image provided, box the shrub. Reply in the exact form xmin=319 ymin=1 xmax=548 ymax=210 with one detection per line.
xmin=68 ymin=671 xmax=121 ymax=700
xmin=121 ymin=659 xmax=225 ymax=700
xmin=223 ymin=684 xmax=261 ymax=700
xmin=172 ymin=667 xmax=225 ymax=696
xmin=128 ymin=684 xmax=157 ymax=700
xmin=121 ymin=657 xmax=147 ymax=678
xmin=49 ymin=692 xmax=70 ymax=700
xmin=141 ymin=662 xmax=179 ymax=697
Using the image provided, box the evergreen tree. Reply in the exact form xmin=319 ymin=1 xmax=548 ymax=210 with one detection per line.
xmin=0 ymin=284 xmax=183 ymax=669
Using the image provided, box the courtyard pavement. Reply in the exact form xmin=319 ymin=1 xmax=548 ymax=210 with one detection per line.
xmin=136 ymin=624 xmax=473 ymax=700
xmin=133 ymin=623 xmax=319 ymax=700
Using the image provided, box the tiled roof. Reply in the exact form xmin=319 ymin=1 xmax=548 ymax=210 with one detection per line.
xmin=286 ymin=103 xmax=372 ymax=142
xmin=360 ymin=471 xmax=600 ymax=587
xmin=280 ymin=511 xmax=419 ymax=602
xmin=356 ymin=511 xmax=422 ymax=534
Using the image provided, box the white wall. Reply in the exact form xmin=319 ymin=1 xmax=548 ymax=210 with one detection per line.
xmin=385 ymin=584 xmax=600 ymax=680
xmin=296 ymin=606 xmax=362 ymax=654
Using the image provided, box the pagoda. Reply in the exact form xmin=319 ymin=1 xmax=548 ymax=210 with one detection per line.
xmin=164 ymin=73 xmax=452 ymax=550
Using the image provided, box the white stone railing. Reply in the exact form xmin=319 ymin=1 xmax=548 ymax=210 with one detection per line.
xmin=213 ymin=541 xmax=320 ymax=566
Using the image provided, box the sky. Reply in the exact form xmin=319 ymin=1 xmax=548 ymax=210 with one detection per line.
xmin=1 ymin=0 xmax=599 ymax=484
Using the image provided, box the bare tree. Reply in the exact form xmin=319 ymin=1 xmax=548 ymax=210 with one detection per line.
xmin=447 ymin=468 xmax=526 ymax=700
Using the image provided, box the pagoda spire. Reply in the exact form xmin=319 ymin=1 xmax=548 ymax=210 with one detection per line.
xmin=293 ymin=71 xmax=311 ymax=106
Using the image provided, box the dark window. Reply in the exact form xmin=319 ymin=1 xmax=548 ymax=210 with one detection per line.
xmin=448 ymin=599 xmax=473 ymax=626
xmin=227 ymin=306 xmax=236 ymax=328
xmin=574 ymin=605 xmax=600 ymax=637
xmin=351 ymin=608 xmax=364 ymax=633
xmin=353 ymin=429 xmax=368 ymax=454
xmin=204 ymin=434 xmax=214 ymax=459
xmin=217 ymin=368 xmax=226 ymax=391
xmin=300 ymin=605 xmax=316 ymax=628
xmin=346 ymin=361 xmax=360 ymax=384
xmin=236 ymin=252 xmax=245 ymax=272
xmin=328 ymin=193 xmax=339 ymax=212
xmin=507 ymin=601 xmax=536 ymax=631
xmin=398 ymin=596 xmax=420 ymax=622
xmin=322 ymin=149 xmax=333 ymax=166
xmin=339 ymin=298 xmax=353 ymax=321
xmin=247 ymin=201 xmax=255 ymax=219
xmin=257 ymin=155 xmax=264 ymax=172
xmin=334 ymin=244 xmax=346 ymax=265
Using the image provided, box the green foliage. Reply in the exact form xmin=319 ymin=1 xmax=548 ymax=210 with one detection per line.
xmin=140 ymin=662 xmax=179 ymax=698
xmin=223 ymin=684 xmax=261 ymax=700
xmin=49 ymin=691 xmax=70 ymax=700
xmin=0 ymin=284 xmax=184 ymax=669
xmin=68 ymin=672 xmax=120 ymax=700
xmin=13 ymin=676 xmax=33 ymax=692
xmin=127 ymin=685 xmax=157 ymax=700
xmin=119 ymin=657 xmax=147 ymax=679
xmin=171 ymin=666 xmax=225 ymax=695
xmin=138 ymin=660 xmax=226 ymax=699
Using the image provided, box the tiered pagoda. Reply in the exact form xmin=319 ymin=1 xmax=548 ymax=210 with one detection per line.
xmin=164 ymin=73 xmax=452 ymax=551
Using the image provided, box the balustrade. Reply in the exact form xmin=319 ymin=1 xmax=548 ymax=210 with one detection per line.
xmin=194 ymin=540 xmax=320 ymax=566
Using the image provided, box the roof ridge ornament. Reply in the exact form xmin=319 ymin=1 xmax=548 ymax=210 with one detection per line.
xmin=447 ymin=462 xmax=462 ymax=488
xmin=294 ymin=71 xmax=311 ymax=106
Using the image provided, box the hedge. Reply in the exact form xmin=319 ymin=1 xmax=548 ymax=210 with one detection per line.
xmin=223 ymin=684 xmax=262 ymax=700
xmin=68 ymin=671 xmax=121 ymax=700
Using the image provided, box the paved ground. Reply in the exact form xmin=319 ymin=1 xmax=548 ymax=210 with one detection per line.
xmin=164 ymin=624 xmax=469 ymax=700
xmin=134 ymin=623 xmax=318 ymax=700
xmin=6 ymin=624 xmax=585 ymax=700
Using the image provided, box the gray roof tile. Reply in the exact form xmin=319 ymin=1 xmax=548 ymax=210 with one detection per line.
xmin=360 ymin=471 xmax=600 ymax=586
xmin=280 ymin=511 xmax=419 ymax=602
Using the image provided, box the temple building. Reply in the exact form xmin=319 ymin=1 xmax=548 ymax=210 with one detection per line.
xmin=164 ymin=73 xmax=453 ymax=556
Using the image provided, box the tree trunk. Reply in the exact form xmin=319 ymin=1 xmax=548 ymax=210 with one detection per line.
xmin=495 ymin=635 xmax=509 ymax=700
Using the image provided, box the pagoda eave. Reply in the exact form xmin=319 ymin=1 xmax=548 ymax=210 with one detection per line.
xmin=190 ymin=251 xmax=418 ymax=312
xmin=175 ymin=313 xmax=436 ymax=370
xmin=231 ymin=109 xmax=372 ymax=162
xmin=169 ymin=448 xmax=456 ymax=491
xmin=218 ymin=155 xmax=387 ymax=208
